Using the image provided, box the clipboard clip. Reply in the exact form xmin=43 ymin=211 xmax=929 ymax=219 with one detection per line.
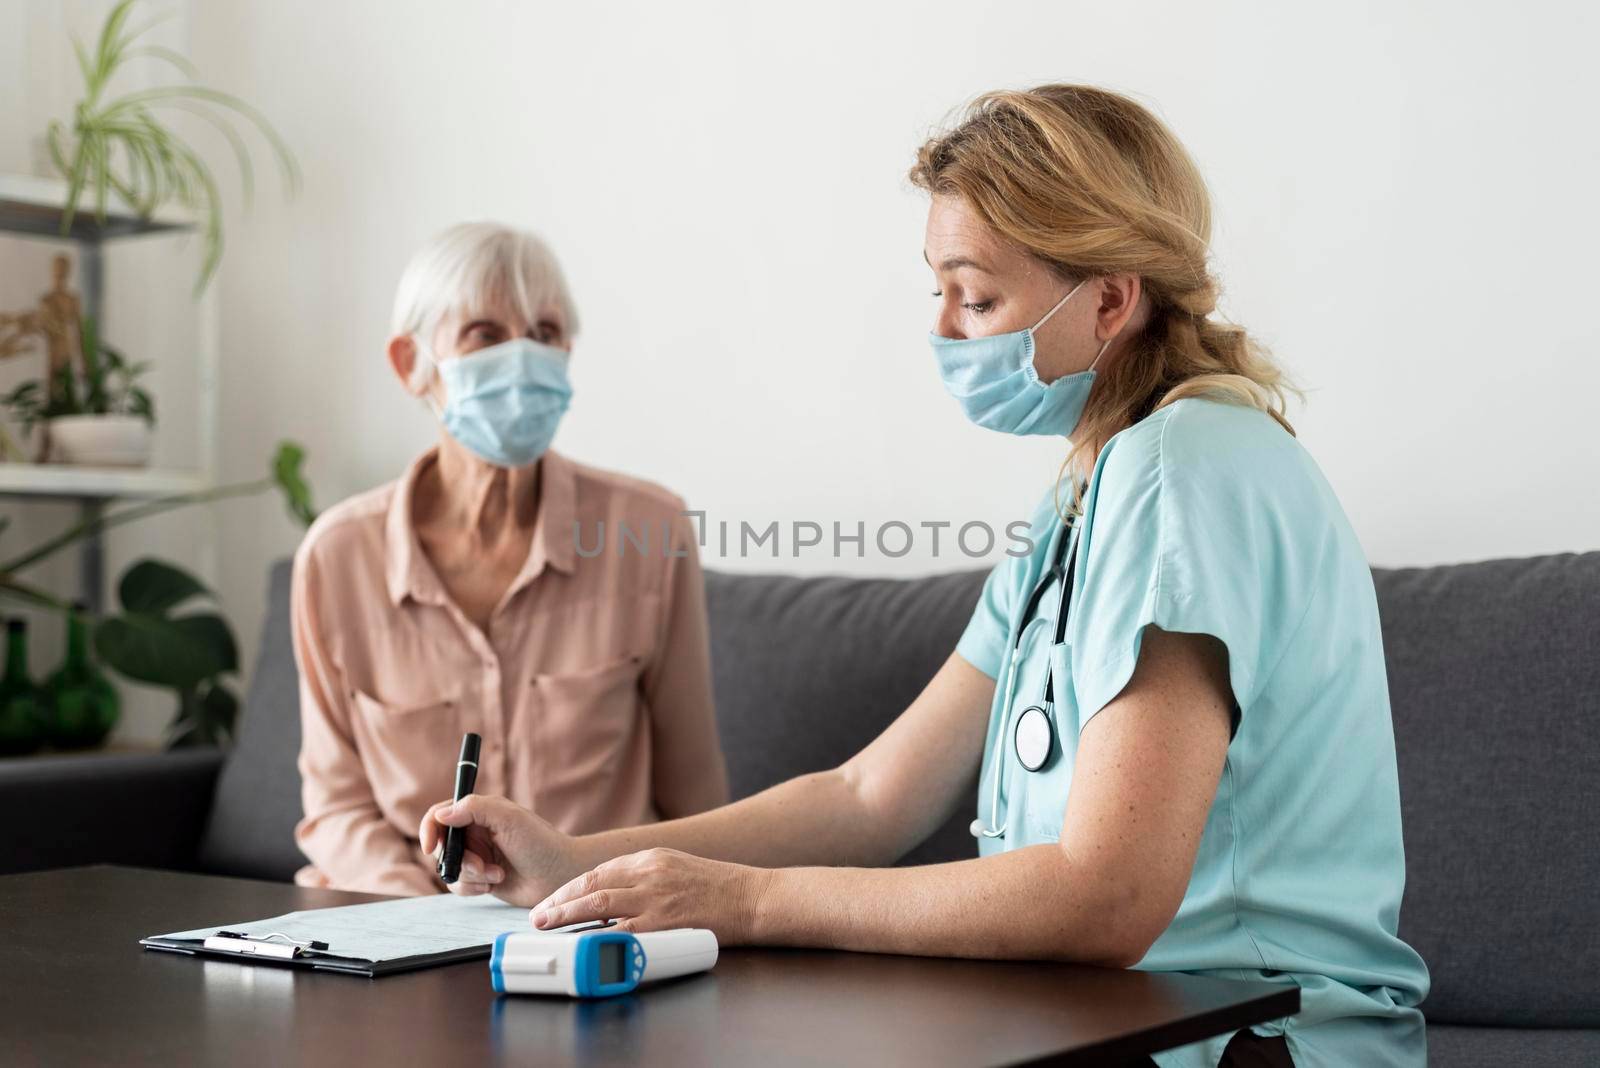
xmin=204 ymin=930 xmax=332 ymax=959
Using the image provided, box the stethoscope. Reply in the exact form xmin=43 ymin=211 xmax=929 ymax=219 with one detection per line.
xmin=970 ymin=510 xmax=1079 ymax=840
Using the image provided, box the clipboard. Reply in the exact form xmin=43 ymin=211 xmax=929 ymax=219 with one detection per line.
xmin=139 ymin=892 xmax=534 ymax=978
xmin=138 ymin=931 xmax=492 ymax=977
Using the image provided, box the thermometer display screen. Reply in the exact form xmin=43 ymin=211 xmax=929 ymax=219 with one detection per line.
xmin=598 ymin=942 xmax=625 ymax=985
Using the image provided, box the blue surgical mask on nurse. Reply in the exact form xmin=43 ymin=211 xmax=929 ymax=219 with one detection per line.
xmin=929 ymin=277 xmax=1112 ymax=438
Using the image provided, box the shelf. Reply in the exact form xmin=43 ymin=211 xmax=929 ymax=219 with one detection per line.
xmin=0 ymin=463 xmax=208 ymax=500
xmin=0 ymin=173 xmax=194 ymax=242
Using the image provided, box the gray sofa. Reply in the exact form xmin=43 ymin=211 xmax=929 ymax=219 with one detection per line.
xmin=5 ymin=553 xmax=1597 ymax=1065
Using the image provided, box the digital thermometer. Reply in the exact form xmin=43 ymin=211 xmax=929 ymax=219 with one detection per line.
xmin=490 ymin=927 xmax=718 ymax=997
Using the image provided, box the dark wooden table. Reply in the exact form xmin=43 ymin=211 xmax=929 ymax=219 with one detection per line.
xmin=1 ymin=866 xmax=1297 ymax=1066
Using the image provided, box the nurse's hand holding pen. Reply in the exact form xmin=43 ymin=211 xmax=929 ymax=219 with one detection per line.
xmin=420 ymin=795 xmax=571 ymax=903
xmin=420 ymin=795 xmax=770 ymax=940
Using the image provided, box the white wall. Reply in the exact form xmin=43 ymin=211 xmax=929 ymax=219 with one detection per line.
xmin=7 ymin=0 xmax=1599 ymax=742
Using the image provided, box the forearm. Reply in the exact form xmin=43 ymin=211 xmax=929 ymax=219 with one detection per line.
xmin=297 ymin=808 xmax=441 ymax=896
xmin=746 ymin=845 xmax=1150 ymax=967
xmin=649 ymin=698 xmax=731 ymax=819
xmin=575 ymin=655 xmax=993 ymax=876
xmin=352 ymin=857 xmax=441 ymax=897
xmin=572 ymin=767 xmax=898 ymax=873
xmin=292 ymin=558 xmax=440 ymax=895
xmin=645 ymin=513 xmax=731 ymax=819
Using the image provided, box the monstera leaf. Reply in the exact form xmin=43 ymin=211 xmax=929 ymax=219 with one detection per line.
xmin=95 ymin=611 xmax=237 ymax=688
xmin=167 ymin=680 xmax=240 ymax=748
xmin=94 ymin=559 xmax=241 ymax=744
xmin=95 ymin=560 xmax=238 ymax=686
xmin=116 ymin=557 xmax=208 ymax=615
xmin=0 ymin=437 xmax=319 ymax=749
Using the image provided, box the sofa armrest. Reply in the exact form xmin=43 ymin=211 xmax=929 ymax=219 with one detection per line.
xmin=0 ymin=748 xmax=225 ymax=875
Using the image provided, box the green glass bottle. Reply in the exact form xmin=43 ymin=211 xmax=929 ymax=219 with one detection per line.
xmin=44 ymin=605 xmax=119 ymax=749
xmin=0 ymin=619 xmax=48 ymax=756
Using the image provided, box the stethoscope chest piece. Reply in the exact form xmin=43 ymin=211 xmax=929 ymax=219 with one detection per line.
xmin=1013 ymin=703 xmax=1055 ymax=772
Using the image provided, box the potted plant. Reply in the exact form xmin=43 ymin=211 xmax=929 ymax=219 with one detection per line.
xmin=0 ymin=441 xmax=316 ymax=746
xmin=1 ymin=315 xmax=155 ymax=467
xmin=48 ymin=0 xmax=299 ymax=292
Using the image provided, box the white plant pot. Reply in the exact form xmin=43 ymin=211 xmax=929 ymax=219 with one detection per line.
xmin=46 ymin=415 xmax=152 ymax=467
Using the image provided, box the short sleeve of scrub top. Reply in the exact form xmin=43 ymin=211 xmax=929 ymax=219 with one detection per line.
xmin=955 ymin=397 xmax=1305 ymax=711
xmin=953 ymin=397 xmax=1429 ymax=1068
xmin=1067 ymin=397 xmax=1312 ymax=724
xmin=955 ymin=538 xmax=1027 ymax=681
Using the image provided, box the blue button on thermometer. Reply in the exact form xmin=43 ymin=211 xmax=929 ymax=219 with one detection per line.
xmin=491 ymin=927 xmax=718 ymax=997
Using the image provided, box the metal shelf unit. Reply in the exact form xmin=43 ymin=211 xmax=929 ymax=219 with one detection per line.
xmin=0 ymin=173 xmax=221 ymax=612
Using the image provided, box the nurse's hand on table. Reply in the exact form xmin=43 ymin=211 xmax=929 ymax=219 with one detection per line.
xmin=528 ymin=848 xmax=768 ymax=941
xmin=419 ymin=794 xmax=578 ymax=906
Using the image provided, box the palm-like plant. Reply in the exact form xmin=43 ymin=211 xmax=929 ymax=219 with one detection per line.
xmin=1 ymin=315 xmax=156 ymax=435
xmin=47 ymin=0 xmax=300 ymax=293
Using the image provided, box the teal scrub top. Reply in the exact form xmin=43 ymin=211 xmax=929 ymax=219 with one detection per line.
xmin=957 ymin=397 xmax=1429 ymax=1068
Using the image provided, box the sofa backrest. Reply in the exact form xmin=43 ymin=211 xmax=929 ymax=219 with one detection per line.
xmin=209 ymin=551 xmax=1599 ymax=1029
xmin=705 ymin=569 xmax=989 ymax=866
xmin=197 ymin=561 xmax=305 ymax=880
xmin=1374 ymin=552 xmax=1600 ymax=1027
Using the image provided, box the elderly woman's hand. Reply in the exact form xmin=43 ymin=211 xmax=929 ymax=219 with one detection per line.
xmin=529 ymin=848 xmax=771 ymax=942
xmin=419 ymin=794 xmax=579 ymax=907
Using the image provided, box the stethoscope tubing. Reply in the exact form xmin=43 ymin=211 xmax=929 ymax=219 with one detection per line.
xmin=972 ymin=515 xmax=1079 ymax=840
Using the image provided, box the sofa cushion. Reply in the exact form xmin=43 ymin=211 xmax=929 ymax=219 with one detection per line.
xmin=0 ymin=748 xmax=223 ymax=874
xmin=1376 ymin=551 xmax=1600 ymax=1027
xmin=196 ymin=560 xmax=305 ymax=880
xmin=704 ymin=567 xmax=988 ymax=866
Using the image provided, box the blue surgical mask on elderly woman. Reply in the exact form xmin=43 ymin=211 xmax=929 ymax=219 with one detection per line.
xmin=424 ymin=337 xmax=574 ymax=467
xmin=928 ymin=278 xmax=1111 ymax=437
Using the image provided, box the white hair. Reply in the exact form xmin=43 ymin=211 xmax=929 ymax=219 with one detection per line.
xmin=390 ymin=221 xmax=580 ymax=389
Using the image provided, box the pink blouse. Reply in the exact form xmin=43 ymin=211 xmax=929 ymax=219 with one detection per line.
xmin=291 ymin=447 xmax=728 ymax=895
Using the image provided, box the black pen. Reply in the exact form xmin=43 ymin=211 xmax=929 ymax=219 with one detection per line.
xmin=437 ymin=732 xmax=482 ymax=884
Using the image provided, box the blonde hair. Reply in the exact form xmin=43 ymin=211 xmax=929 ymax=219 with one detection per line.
xmin=390 ymin=221 xmax=579 ymax=389
xmin=909 ymin=84 xmax=1296 ymax=512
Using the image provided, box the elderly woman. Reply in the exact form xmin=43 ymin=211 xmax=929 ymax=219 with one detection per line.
xmin=292 ymin=222 xmax=728 ymax=896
